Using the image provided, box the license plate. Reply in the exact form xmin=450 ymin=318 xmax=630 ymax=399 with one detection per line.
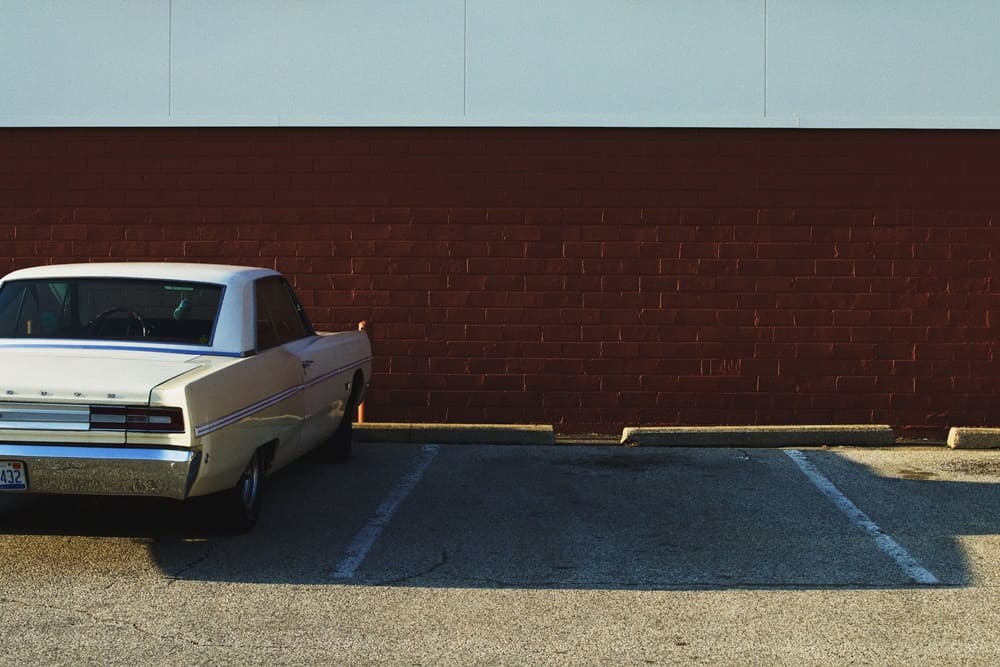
xmin=0 ymin=461 xmax=27 ymax=491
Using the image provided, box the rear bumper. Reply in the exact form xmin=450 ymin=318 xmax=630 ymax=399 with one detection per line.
xmin=0 ymin=443 xmax=200 ymax=500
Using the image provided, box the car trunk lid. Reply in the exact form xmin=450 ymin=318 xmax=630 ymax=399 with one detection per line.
xmin=0 ymin=346 xmax=202 ymax=405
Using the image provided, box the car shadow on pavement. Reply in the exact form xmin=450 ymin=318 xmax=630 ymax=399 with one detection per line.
xmin=3 ymin=444 xmax=1000 ymax=590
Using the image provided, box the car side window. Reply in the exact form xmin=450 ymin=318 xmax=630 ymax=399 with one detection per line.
xmin=254 ymin=277 xmax=312 ymax=351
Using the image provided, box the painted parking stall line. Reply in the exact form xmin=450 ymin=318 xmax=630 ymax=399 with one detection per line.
xmin=333 ymin=444 xmax=441 ymax=580
xmin=785 ymin=450 xmax=939 ymax=585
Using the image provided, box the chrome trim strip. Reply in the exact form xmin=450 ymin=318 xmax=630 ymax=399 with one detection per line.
xmin=0 ymin=403 xmax=92 ymax=431
xmin=193 ymin=384 xmax=300 ymax=438
xmin=0 ymin=404 xmax=89 ymax=419
xmin=0 ymin=443 xmax=190 ymax=462
xmin=0 ymin=421 xmax=90 ymax=431
xmin=301 ymin=357 xmax=371 ymax=391
xmin=193 ymin=357 xmax=372 ymax=438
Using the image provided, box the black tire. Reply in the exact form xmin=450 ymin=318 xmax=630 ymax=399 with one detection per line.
xmin=212 ymin=450 xmax=262 ymax=534
xmin=316 ymin=400 xmax=356 ymax=464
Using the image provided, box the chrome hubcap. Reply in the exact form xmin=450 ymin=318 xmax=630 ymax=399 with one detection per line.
xmin=240 ymin=456 xmax=260 ymax=513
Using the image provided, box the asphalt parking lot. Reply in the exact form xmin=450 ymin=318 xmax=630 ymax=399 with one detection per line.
xmin=2 ymin=442 xmax=1000 ymax=664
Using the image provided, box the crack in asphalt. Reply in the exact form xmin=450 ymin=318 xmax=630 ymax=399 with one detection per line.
xmin=366 ymin=549 xmax=450 ymax=586
xmin=162 ymin=548 xmax=215 ymax=585
xmin=0 ymin=596 xmax=285 ymax=650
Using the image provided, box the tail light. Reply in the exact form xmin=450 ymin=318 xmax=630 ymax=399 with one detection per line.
xmin=90 ymin=406 xmax=185 ymax=433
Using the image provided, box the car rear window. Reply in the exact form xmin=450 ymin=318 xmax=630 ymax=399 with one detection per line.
xmin=0 ymin=277 xmax=224 ymax=346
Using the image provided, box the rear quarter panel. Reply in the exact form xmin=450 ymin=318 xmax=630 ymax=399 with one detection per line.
xmin=163 ymin=351 xmax=305 ymax=497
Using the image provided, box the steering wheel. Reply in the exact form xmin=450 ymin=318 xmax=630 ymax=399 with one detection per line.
xmin=88 ymin=306 xmax=150 ymax=338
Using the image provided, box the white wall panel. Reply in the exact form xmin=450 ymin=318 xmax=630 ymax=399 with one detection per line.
xmin=170 ymin=0 xmax=466 ymax=123
xmin=0 ymin=1 xmax=169 ymax=121
xmin=3 ymin=1 xmax=1000 ymax=128
xmin=466 ymin=0 xmax=765 ymax=125
xmin=767 ymin=1 xmax=1000 ymax=127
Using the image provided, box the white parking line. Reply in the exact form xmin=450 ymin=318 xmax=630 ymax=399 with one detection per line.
xmin=785 ymin=450 xmax=939 ymax=585
xmin=332 ymin=444 xmax=441 ymax=579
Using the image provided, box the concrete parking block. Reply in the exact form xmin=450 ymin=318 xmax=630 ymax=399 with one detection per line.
xmin=355 ymin=422 xmax=556 ymax=445
xmin=620 ymin=424 xmax=897 ymax=447
xmin=947 ymin=428 xmax=1000 ymax=449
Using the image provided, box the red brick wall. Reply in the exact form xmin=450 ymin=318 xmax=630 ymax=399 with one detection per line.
xmin=1 ymin=127 xmax=999 ymax=435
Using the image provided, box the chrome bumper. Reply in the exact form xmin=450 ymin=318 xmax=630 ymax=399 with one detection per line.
xmin=0 ymin=443 xmax=200 ymax=500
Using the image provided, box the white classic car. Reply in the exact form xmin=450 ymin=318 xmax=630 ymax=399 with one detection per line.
xmin=0 ymin=262 xmax=372 ymax=532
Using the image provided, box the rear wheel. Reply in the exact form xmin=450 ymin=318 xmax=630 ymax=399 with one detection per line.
xmin=313 ymin=392 xmax=359 ymax=464
xmin=320 ymin=400 xmax=355 ymax=463
xmin=315 ymin=372 xmax=362 ymax=464
xmin=212 ymin=450 xmax=262 ymax=534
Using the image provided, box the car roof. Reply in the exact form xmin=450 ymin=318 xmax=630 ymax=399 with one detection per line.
xmin=1 ymin=262 xmax=279 ymax=286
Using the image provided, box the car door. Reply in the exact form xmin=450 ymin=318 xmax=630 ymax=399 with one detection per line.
xmin=254 ymin=277 xmax=347 ymax=458
xmin=252 ymin=276 xmax=312 ymax=466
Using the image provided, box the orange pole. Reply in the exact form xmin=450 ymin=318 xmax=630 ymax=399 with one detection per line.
xmin=357 ymin=320 xmax=368 ymax=423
